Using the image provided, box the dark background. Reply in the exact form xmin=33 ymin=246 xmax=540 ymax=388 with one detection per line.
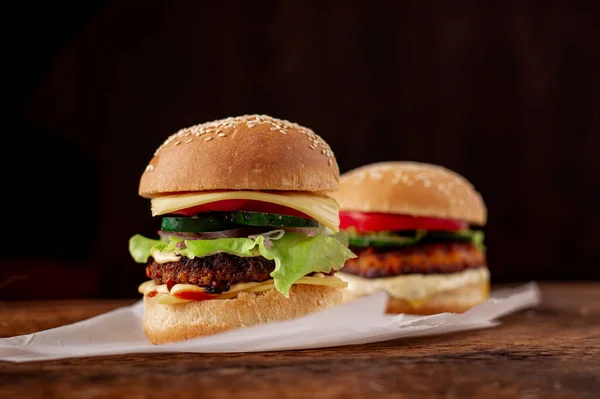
xmin=2 ymin=1 xmax=599 ymax=299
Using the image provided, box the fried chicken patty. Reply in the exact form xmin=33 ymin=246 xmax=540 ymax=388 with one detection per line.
xmin=146 ymin=254 xmax=275 ymax=293
xmin=342 ymin=242 xmax=486 ymax=278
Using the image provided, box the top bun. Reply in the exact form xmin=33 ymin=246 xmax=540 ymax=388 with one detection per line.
xmin=139 ymin=115 xmax=339 ymax=198
xmin=332 ymin=162 xmax=487 ymax=225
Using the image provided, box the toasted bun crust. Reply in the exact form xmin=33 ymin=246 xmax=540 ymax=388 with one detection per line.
xmin=341 ymin=279 xmax=489 ymax=315
xmin=332 ymin=162 xmax=487 ymax=225
xmin=143 ymin=285 xmax=342 ymax=344
xmin=139 ymin=115 xmax=339 ymax=198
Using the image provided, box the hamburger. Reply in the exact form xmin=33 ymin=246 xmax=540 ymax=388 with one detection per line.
xmin=129 ymin=115 xmax=355 ymax=344
xmin=331 ymin=162 xmax=488 ymax=314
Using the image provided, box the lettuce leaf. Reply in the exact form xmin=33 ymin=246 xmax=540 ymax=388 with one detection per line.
xmin=471 ymin=230 xmax=486 ymax=251
xmin=128 ymin=232 xmax=356 ymax=297
xmin=128 ymin=234 xmax=162 ymax=263
xmin=183 ymin=237 xmax=256 ymax=259
xmin=255 ymin=233 xmax=356 ymax=296
xmin=348 ymin=229 xmax=485 ymax=250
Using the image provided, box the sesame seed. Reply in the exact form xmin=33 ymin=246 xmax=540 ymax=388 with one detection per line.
xmin=174 ymin=141 xmax=182 ymax=146
xmin=185 ymin=139 xmax=193 ymax=144
xmin=218 ymin=133 xmax=226 ymax=137
xmin=371 ymin=171 xmax=384 ymax=180
xmin=205 ymin=136 xmax=213 ymax=141
xmin=145 ymin=164 xmax=155 ymax=172
xmin=152 ymin=115 xmax=334 ymax=163
xmin=328 ymin=159 xmax=333 ymax=166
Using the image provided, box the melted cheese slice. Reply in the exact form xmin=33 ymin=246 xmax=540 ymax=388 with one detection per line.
xmin=138 ymin=274 xmax=348 ymax=305
xmin=337 ymin=268 xmax=490 ymax=307
xmin=152 ymin=251 xmax=181 ymax=263
xmin=151 ymin=191 xmax=340 ymax=232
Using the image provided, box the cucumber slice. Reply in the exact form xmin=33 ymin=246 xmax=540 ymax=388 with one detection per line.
xmin=423 ymin=230 xmax=485 ymax=250
xmin=423 ymin=230 xmax=474 ymax=241
xmin=226 ymin=211 xmax=319 ymax=228
xmin=348 ymin=235 xmax=420 ymax=248
xmin=161 ymin=215 xmax=234 ymax=232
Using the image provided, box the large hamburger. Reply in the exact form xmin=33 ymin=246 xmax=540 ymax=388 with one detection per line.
xmin=129 ymin=115 xmax=355 ymax=344
xmin=331 ymin=162 xmax=488 ymax=314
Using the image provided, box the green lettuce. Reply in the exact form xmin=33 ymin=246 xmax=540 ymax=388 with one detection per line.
xmin=347 ymin=229 xmax=485 ymax=250
xmin=254 ymin=233 xmax=356 ymax=296
xmin=129 ymin=234 xmax=162 ymax=263
xmin=128 ymin=232 xmax=356 ymax=297
xmin=471 ymin=230 xmax=485 ymax=251
xmin=183 ymin=237 xmax=256 ymax=258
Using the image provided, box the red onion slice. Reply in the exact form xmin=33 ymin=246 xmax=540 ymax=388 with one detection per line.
xmin=283 ymin=227 xmax=323 ymax=236
xmin=158 ymin=227 xmax=269 ymax=241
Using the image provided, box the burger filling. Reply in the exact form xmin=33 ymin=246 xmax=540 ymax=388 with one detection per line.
xmin=129 ymin=193 xmax=356 ymax=303
xmin=339 ymin=210 xmax=486 ymax=276
xmin=337 ymin=211 xmax=488 ymax=305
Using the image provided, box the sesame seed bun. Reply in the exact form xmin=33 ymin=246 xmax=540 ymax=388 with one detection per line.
xmin=331 ymin=162 xmax=487 ymax=225
xmin=139 ymin=115 xmax=339 ymax=198
xmin=142 ymin=285 xmax=342 ymax=344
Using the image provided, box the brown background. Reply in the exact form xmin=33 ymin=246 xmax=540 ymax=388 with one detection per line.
xmin=2 ymin=1 xmax=599 ymax=299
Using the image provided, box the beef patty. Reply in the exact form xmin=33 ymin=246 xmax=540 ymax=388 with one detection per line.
xmin=342 ymin=242 xmax=486 ymax=278
xmin=146 ymin=254 xmax=275 ymax=293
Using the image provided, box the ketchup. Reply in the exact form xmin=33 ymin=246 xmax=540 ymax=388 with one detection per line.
xmin=172 ymin=291 xmax=216 ymax=301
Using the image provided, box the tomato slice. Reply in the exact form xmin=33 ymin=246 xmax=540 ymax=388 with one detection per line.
xmin=172 ymin=200 xmax=312 ymax=219
xmin=173 ymin=200 xmax=249 ymax=214
xmin=340 ymin=211 xmax=468 ymax=232
xmin=172 ymin=291 xmax=216 ymax=301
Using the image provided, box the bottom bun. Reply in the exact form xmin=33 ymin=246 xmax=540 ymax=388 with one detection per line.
xmin=384 ymin=281 xmax=488 ymax=314
xmin=143 ymin=284 xmax=342 ymax=344
xmin=338 ymin=268 xmax=490 ymax=315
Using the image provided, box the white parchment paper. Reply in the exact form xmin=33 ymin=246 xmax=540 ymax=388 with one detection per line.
xmin=0 ymin=283 xmax=540 ymax=362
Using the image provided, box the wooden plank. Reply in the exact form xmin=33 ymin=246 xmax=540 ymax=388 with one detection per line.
xmin=0 ymin=283 xmax=598 ymax=398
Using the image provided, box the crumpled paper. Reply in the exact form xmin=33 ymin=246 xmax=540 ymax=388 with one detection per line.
xmin=0 ymin=283 xmax=540 ymax=362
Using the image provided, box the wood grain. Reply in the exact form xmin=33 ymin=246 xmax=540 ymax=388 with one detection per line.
xmin=0 ymin=283 xmax=598 ymax=398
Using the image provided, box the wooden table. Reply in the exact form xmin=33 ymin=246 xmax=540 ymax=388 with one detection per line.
xmin=0 ymin=283 xmax=598 ymax=398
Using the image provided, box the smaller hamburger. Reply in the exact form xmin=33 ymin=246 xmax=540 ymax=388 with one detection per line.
xmin=331 ymin=162 xmax=488 ymax=314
